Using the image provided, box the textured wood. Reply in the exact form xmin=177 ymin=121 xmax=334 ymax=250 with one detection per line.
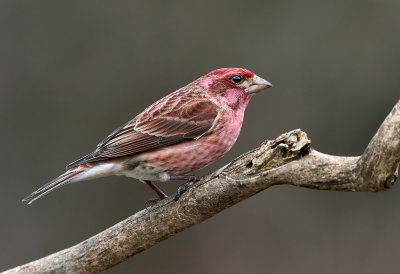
xmin=4 ymin=100 xmax=399 ymax=274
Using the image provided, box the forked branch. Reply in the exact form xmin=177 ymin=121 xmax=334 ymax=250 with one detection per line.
xmin=4 ymin=100 xmax=399 ymax=274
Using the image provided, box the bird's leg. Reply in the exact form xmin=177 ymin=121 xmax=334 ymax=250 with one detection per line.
xmin=144 ymin=180 xmax=168 ymax=199
xmin=144 ymin=180 xmax=168 ymax=208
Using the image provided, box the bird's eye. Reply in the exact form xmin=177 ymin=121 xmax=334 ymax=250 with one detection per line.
xmin=231 ymin=75 xmax=243 ymax=84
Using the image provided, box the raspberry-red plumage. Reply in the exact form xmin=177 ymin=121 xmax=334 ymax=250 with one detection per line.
xmin=23 ymin=68 xmax=271 ymax=204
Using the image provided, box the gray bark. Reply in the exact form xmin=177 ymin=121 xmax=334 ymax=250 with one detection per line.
xmin=4 ymin=100 xmax=399 ymax=274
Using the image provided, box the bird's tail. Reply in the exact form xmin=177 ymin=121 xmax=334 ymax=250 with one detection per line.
xmin=22 ymin=162 xmax=121 ymax=205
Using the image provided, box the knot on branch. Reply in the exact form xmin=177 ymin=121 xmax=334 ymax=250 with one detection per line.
xmin=223 ymin=129 xmax=311 ymax=177
xmin=384 ymin=174 xmax=397 ymax=189
xmin=251 ymin=129 xmax=311 ymax=171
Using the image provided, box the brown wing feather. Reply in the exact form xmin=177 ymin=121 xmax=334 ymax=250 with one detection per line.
xmin=67 ymin=99 xmax=218 ymax=168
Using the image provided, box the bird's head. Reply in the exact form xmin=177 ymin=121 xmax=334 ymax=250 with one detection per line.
xmin=199 ymin=68 xmax=272 ymax=110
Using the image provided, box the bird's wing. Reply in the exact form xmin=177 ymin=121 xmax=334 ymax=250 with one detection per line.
xmin=67 ymin=99 xmax=219 ymax=168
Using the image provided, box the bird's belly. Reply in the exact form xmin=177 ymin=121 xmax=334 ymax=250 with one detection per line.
xmin=130 ymin=123 xmax=241 ymax=179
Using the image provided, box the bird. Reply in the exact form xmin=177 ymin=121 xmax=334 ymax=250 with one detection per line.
xmin=22 ymin=68 xmax=272 ymax=204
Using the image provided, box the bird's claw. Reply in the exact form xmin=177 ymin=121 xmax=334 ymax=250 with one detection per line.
xmin=174 ymin=181 xmax=194 ymax=201
xmin=187 ymin=175 xmax=201 ymax=182
xmin=145 ymin=198 xmax=162 ymax=208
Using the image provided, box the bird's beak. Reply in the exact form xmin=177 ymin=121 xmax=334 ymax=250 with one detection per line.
xmin=245 ymin=75 xmax=272 ymax=95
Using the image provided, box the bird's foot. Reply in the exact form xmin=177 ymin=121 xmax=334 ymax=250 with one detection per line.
xmin=171 ymin=174 xmax=206 ymax=201
xmin=145 ymin=198 xmax=163 ymax=208
xmin=174 ymin=182 xmax=193 ymax=201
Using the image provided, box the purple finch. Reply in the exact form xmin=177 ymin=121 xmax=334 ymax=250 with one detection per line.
xmin=23 ymin=68 xmax=272 ymax=204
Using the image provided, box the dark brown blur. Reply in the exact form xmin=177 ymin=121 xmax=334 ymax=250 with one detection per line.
xmin=1 ymin=1 xmax=399 ymax=273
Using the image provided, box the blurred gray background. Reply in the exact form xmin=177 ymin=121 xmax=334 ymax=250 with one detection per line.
xmin=1 ymin=1 xmax=399 ymax=273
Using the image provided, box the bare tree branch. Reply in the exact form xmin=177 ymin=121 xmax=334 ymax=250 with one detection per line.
xmin=4 ymin=100 xmax=399 ymax=274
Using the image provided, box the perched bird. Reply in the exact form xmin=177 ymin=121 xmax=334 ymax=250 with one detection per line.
xmin=23 ymin=68 xmax=272 ymax=204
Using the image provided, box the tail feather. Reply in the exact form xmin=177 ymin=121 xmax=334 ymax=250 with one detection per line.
xmin=22 ymin=161 xmax=122 ymax=205
xmin=22 ymin=169 xmax=85 ymax=205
